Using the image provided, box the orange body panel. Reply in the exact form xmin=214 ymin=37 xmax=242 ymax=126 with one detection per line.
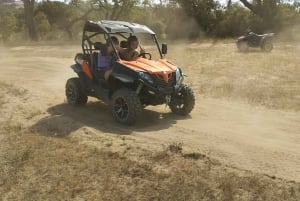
xmin=118 ymin=58 xmax=177 ymax=83
xmin=81 ymin=60 xmax=93 ymax=80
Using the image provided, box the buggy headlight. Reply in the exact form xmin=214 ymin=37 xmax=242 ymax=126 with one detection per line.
xmin=139 ymin=72 xmax=154 ymax=84
xmin=175 ymin=67 xmax=184 ymax=85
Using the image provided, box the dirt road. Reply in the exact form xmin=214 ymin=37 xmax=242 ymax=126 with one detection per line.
xmin=1 ymin=44 xmax=300 ymax=182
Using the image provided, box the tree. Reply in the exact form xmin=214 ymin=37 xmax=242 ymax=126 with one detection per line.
xmin=239 ymin=0 xmax=281 ymax=31
xmin=22 ymin=0 xmax=38 ymax=41
xmin=0 ymin=14 xmax=17 ymax=42
xmin=34 ymin=12 xmax=51 ymax=39
xmin=36 ymin=0 xmax=139 ymax=39
xmin=91 ymin=0 xmax=139 ymax=20
xmin=215 ymin=4 xmax=250 ymax=37
xmin=36 ymin=1 xmax=95 ymax=39
xmin=176 ymin=0 xmax=221 ymax=34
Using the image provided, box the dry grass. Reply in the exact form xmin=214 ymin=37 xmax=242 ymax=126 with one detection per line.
xmin=1 ymin=126 xmax=300 ymax=201
xmin=1 ymin=104 xmax=299 ymax=200
xmin=167 ymin=41 xmax=300 ymax=111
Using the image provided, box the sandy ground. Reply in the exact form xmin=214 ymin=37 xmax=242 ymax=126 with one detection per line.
xmin=1 ymin=43 xmax=300 ymax=183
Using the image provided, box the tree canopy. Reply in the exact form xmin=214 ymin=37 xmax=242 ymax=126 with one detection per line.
xmin=0 ymin=0 xmax=299 ymax=42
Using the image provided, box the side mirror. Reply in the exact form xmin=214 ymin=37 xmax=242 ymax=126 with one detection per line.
xmin=74 ymin=53 xmax=87 ymax=65
xmin=162 ymin=43 xmax=167 ymax=55
xmin=75 ymin=53 xmax=83 ymax=65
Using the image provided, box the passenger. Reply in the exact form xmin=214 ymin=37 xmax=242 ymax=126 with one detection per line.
xmin=121 ymin=35 xmax=145 ymax=61
xmin=97 ymin=36 xmax=120 ymax=80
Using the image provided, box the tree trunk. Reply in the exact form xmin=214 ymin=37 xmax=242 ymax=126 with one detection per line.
xmin=239 ymin=0 xmax=263 ymax=17
xmin=22 ymin=0 xmax=38 ymax=41
xmin=227 ymin=0 xmax=232 ymax=8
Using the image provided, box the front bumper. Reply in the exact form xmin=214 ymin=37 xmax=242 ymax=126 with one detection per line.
xmin=138 ymin=67 xmax=184 ymax=95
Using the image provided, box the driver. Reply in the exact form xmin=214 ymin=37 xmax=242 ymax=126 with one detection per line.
xmin=121 ymin=35 xmax=145 ymax=61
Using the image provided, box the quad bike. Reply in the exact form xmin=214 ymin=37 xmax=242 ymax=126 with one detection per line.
xmin=65 ymin=20 xmax=195 ymax=125
xmin=236 ymin=32 xmax=275 ymax=52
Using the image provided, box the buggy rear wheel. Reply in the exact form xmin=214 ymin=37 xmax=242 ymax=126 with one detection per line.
xmin=169 ymin=84 xmax=195 ymax=115
xmin=111 ymin=88 xmax=142 ymax=125
xmin=65 ymin=77 xmax=88 ymax=106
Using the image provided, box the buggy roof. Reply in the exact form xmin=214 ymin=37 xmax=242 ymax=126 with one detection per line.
xmin=84 ymin=20 xmax=155 ymax=35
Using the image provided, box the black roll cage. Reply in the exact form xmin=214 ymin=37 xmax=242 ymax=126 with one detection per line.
xmin=81 ymin=20 xmax=164 ymax=59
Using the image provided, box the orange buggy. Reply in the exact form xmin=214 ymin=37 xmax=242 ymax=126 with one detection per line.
xmin=66 ymin=20 xmax=195 ymax=125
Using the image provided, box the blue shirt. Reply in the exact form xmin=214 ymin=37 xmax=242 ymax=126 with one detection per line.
xmin=98 ymin=54 xmax=113 ymax=70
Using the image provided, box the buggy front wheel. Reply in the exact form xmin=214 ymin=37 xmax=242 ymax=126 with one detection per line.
xmin=110 ymin=88 xmax=142 ymax=125
xmin=169 ymin=84 xmax=195 ymax=115
xmin=65 ymin=77 xmax=88 ymax=106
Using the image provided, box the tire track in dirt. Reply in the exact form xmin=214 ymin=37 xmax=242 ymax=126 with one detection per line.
xmin=127 ymin=100 xmax=300 ymax=182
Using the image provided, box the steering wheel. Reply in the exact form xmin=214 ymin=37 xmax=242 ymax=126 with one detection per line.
xmin=138 ymin=52 xmax=152 ymax=60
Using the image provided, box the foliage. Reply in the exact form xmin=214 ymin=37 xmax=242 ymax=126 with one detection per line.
xmin=0 ymin=6 xmax=18 ymax=42
xmin=176 ymin=0 xmax=221 ymax=35
xmin=238 ymin=0 xmax=288 ymax=32
xmin=215 ymin=4 xmax=250 ymax=37
xmin=89 ymin=0 xmax=139 ymax=20
xmin=35 ymin=1 xmax=82 ymax=39
xmin=34 ymin=11 xmax=50 ymax=40
xmin=2 ymin=0 xmax=300 ymax=42
xmin=0 ymin=14 xmax=17 ymax=42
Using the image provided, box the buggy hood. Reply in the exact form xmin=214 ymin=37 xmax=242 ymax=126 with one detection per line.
xmin=119 ymin=58 xmax=177 ymax=74
xmin=118 ymin=58 xmax=177 ymax=83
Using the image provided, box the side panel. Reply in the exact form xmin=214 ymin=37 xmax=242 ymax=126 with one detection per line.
xmin=71 ymin=62 xmax=93 ymax=80
xmin=112 ymin=61 xmax=139 ymax=83
xmin=82 ymin=61 xmax=93 ymax=80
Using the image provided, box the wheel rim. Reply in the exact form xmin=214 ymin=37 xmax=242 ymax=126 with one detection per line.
xmin=173 ymin=93 xmax=185 ymax=109
xmin=66 ymin=85 xmax=76 ymax=103
xmin=113 ymin=97 xmax=129 ymax=121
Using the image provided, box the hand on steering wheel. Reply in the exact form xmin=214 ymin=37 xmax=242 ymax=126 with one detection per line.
xmin=138 ymin=52 xmax=152 ymax=60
